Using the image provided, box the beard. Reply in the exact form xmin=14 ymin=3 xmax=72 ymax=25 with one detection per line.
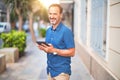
xmin=49 ymin=18 xmax=58 ymax=25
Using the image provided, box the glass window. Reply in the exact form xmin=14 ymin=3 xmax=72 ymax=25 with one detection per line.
xmin=90 ymin=0 xmax=108 ymax=57
xmin=80 ymin=0 xmax=87 ymax=44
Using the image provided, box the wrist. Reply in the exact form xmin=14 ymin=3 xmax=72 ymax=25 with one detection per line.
xmin=53 ymin=48 xmax=58 ymax=55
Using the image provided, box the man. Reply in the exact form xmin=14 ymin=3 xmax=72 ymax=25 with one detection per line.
xmin=38 ymin=4 xmax=75 ymax=80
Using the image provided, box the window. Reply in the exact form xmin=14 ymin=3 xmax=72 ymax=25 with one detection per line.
xmin=90 ymin=0 xmax=108 ymax=57
xmin=80 ymin=0 xmax=87 ymax=44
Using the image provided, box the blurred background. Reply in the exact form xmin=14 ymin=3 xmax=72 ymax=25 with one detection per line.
xmin=0 ymin=0 xmax=120 ymax=80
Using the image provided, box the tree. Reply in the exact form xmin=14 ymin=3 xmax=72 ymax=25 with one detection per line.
xmin=26 ymin=0 xmax=42 ymax=42
xmin=4 ymin=0 xmax=38 ymax=42
xmin=4 ymin=0 xmax=29 ymax=31
xmin=4 ymin=0 xmax=48 ymax=42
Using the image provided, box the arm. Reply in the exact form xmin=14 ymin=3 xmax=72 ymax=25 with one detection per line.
xmin=53 ymin=47 xmax=75 ymax=57
xmin=54 ymin=48 xmax=75 ymax=57
xmin=37 ymin=43 xmax=75 ymax=57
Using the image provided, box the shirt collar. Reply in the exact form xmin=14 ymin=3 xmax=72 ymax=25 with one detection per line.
xmin=51 ymin=22 xmax=63 ymax=31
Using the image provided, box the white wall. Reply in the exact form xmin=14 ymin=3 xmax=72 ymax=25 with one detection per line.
xmin=74 ymin=0 xmax=120 ymax=79
xmin=108 ymin=0 xmax=120 ymax=78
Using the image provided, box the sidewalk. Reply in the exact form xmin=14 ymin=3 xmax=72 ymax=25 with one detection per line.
xmin=0 ymin=37 xmax=94 ymax=80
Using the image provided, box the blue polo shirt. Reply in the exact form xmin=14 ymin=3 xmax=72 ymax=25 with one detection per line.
xmin=45 ymin=22 xmax=75 ymax=77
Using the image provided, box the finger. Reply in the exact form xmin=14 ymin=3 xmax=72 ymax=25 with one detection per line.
xmin=38 ymin=45 xmax=45 ymax=50
xmin=45 ymin=48 xmax=48 ymax=52
xmin=41 ymin=43 xmax=48 ymax=47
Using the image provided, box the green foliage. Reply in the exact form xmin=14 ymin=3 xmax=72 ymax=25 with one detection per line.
xmin=39 ymin=28 xmax=46 ymax=37
xmin=0 ymin=30 xmax=27 ymax=53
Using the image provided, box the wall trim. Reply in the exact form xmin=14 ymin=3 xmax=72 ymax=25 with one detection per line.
xmin=110 ymin=26 xmax=120 ymax=29
xmin=109 ymin=48 xmax=120 ymax=55
xmin=110 ymin=2 xmax=120 ymax=6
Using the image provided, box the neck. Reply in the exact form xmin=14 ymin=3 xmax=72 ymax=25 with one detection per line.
xmin=52 ymin=25 xmax=57 ymax=30
xmin=52 ymin=22 xmax=61 ymax=30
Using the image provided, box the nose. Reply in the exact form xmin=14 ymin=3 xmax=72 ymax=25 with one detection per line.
xmin=49 ymin=14 xmax=54 ymax=19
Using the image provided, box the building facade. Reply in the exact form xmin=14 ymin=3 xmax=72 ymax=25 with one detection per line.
xmin=0 ymin=0 xmax=6 ymax=22
xmin=73 ymin=0 xmax=120 ymax=80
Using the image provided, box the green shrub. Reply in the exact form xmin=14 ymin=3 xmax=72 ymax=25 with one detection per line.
xmin=0 ymin=30 xmax=26 ymax=54
xmin=39 ymin=28 xmax=46 ymax=37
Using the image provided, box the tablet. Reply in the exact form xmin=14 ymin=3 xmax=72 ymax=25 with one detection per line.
xmin=36 ymin=41 xmax=50 ymax=46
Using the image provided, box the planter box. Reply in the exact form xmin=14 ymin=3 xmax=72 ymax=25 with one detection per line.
xmin=0 ymin=54 xmax=6 ymax=74
xmin=0 ymin=48 xmax=19 ymax=63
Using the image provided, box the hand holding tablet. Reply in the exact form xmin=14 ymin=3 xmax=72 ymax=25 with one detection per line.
xmin=36 ymin=41 xmax=50 ymax=46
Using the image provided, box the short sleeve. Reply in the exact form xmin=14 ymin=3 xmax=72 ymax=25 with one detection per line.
xmin=63 ymin=28 xmax=75 ymax=49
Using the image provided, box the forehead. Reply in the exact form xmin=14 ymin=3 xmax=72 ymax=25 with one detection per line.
xmin=49 ymin=6 xmax=60 ymax=13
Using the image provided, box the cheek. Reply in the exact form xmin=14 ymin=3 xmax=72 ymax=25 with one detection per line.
xmin=54 ymin=15 xmax=60 ymax=20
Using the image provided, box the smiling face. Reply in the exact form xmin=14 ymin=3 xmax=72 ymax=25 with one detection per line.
xmin=48 ymin=5 xmax=62 ymax=28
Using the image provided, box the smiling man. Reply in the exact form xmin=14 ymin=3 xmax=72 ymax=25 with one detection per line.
xmin=37 ymin=4 xmax=75 ymax=80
